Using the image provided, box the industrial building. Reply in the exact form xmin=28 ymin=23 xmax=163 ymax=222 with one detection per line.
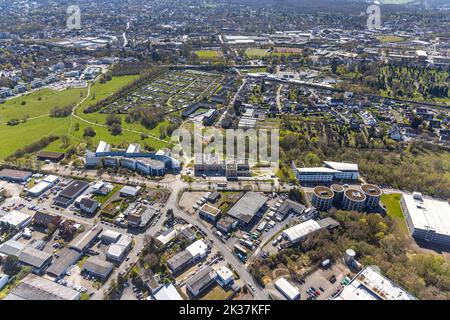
xmin=106 ymin=234 xmax=132 ymax=262
xmin=120 ymin=185 xmax=140 ymax=198
xmin=153 ymin=283 xmax=183 ymax=300
xmin=311 ymin=186 xmax=334 ymax=211
xmin=36 ymin=151 xmax=65 ymax=162
xmin=186 ymin=266 xmax=217 ymax=297
xmin=0 ymin=168 xmax=32 ymax=182
xmin=216 ymin=266 xmax=234 ymax=287
xmin=282 ymin=220 xmax=322 ymax=244
xmin=227 ymin=192 xmax=268 ymax=227
xmin=53 ymin=180 xmax=89 ymax=207
xmin=46 ymin=248 xmax=81 ymax=279
xmin=334 ymin=266 xmax=416 ymax=300
xmin=216 ymin=215 xmax=239 ymax=234
xmin=27 ymin=174 xmax=60 ymax=197
xmin=101 ymin=229 xmax=122 ymax=244
xmin=82 ymin=257 xmax=114 ymax=280
xmin=274 ymin=277 xmax=300 ymax=300
xmin=69 ymin=226 xmax=103 ymax=253
xmin=400 ymin=192 xmax=450 ymax=245
xmin=282 ymin=218 xmax=340 ymax=245
xmin=198 ymin=203 xmax=222 ymax=223
xmin=276 ymin=199 xmax=306 ymax=220
xmin=85 ymin=141 xmax=180 ymax=176
xmin=292 ymin=161 xmax=359 ymax=183
xmin=361 ymin=184 xmax=382 ymax=208
xmin=0 ymin=239 xmax=52 ymax=274
xmin=342 ymin=189 xmax=367 ymax=211
xmin=0 ymin=210 xmax=32 ymax=229
xmin=4 ymin=274 xmax=80 ymax=300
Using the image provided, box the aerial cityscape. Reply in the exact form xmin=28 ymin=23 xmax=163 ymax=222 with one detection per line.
xmin=0 ymin=0 xmax=449 ymax=305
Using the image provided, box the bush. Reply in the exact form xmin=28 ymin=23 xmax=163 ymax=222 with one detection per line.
xmin=50 ymin=104 xmax=73 ymax=117
xmin=109 ymin=123 xmax=122 ymax=136
xmin=83 ymin=126 xmax=96 ymax=137
xmin=8 ymin=135 xmax=59 ymax=159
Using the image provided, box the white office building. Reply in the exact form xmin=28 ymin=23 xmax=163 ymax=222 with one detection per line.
xmin=293 ymin=161 xmax=359 ymax=183
xmin=400 ymin=192 xmax=450 ymax=245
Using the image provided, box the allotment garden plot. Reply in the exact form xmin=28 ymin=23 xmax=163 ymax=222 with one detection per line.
xmin=101 ymin=70 xmax=222 ymax=114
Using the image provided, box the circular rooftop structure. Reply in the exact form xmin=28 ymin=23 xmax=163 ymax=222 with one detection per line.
xmin=344 ymin=189 xmax=366 ymax=202
xmin=331 ymin=184 xmax=344 ymax=192
xmin=361 ymin=184 xmax=382 ymax=197
xmin=313 ymin=186 xmax=334 ymax=199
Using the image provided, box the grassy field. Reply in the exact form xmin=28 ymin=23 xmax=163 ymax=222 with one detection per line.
xmin=200 ymin=285 xmax=231 ymax=300
xmin=377 ymin=35 xmax=406 ymax=43
xmin=245 ymin=48 xmax=269 ymax=59
xmin=0 ymin=88 xmax=84 ymax=121
xmin=0 ymin=116 xmax=71 ymax=158
xmin=195 ymin=50 xmax=221 ymax=61
xmin=241 ymin=67 xmax=268 ymax=74
xmin=94 ymin=185 xmax=120 ymax=205
xmin=380 ymin=193 xmax=409 ymax=236
xmin=0 ymin=74 xmax=169 ymax=159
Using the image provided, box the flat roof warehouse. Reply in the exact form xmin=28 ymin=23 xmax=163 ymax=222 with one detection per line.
xmin=227 ymin=192 xmax=267 ymax=224
xmin=59 ymin=180 xmax=89 ymax=199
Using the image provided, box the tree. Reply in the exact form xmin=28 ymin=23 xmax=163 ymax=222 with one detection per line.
xmin=83 ymin=126 xmax=96 ymax=137
xmin=109 ymin=123 xmax=122 ymax=136
xmin=3 ymin=255 xmax=19 ymax=276
xmin=303 ymin=152 xmax=321 ymax=167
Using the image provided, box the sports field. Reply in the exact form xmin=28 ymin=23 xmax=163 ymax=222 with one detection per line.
xmin=245 ymin=48 xmax=269 ymax=58
xmin=377 ymin=35 xmax=406 ymax=43
xmin=195 ymin=50 xmax=222 ymax=60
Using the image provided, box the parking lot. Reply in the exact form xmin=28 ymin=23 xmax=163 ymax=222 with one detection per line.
xmin=297 ymin=263 xmax=350 ymax=300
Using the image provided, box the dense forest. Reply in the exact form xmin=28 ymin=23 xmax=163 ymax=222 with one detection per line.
xmin=377 ymin=65 xmax=449 ymax=100
xmin=334 ymin=61 xmax=450 ymax=103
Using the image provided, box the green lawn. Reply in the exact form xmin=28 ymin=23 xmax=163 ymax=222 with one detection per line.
xmin=241 ymin=67 xmax=268 ymax=74
xmin=245 ymin=48 xmax=269 ymax=59
xmin=380 ymin=193 xmax=409 ymax=236
xmin=0 ymin=116 xmax=71 ymax=158
xmin=0 ymin=88 xmax=83 ymax=122
xmin=0 ymin=74 xmax=168 ymax=159
xmin=195 ymin=50 xmax=221 ymax=61
xmin=94 ymin=185 xmax=121 ymax=205
xmin=200 ymin=285 xmax=231 ymax=300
